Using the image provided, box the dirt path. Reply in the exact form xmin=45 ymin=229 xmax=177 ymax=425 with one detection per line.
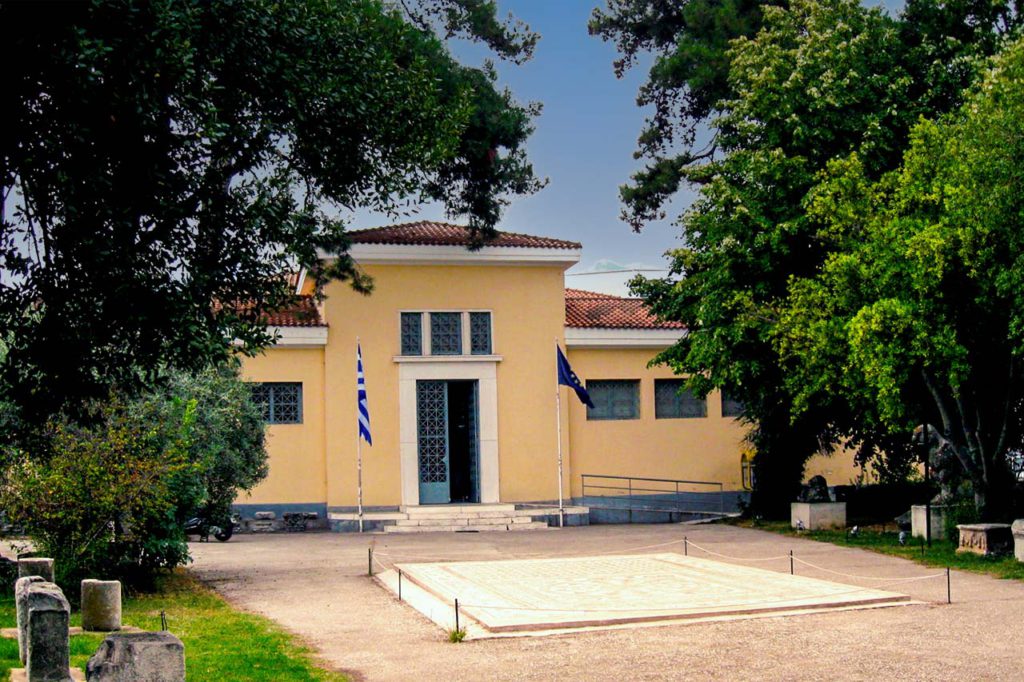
xmin=190 ymin=524 xmax=1023 ymax=681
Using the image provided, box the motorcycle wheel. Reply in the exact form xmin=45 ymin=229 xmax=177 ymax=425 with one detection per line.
xmin=213 ymin=525 xmax=233 ymax=542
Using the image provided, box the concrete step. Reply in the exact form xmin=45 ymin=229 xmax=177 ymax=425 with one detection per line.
xmin=400 ymin=509 xmax=518 ymax=521
xmin=395 ymin=516 xmax=516 ymax=527
xmin=403 ymin=504 xmax=517 ymax=516
xmin=384 ymin=521 xmax=550 ymax=533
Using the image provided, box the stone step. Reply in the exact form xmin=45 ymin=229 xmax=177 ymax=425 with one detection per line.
xmin=400 ymin=509 xmax=519 ymax=521
xmin=396 ymin=516 xmax=514 ymax=527
xmin=403 ymin=504 xmax=516 ymax=516
xmin=384 ymin=521 xmax=550 ymax=533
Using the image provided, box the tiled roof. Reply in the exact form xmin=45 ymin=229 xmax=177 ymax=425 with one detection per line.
xmin=348 ymin=221 xmax=581 ymax=250
xmin=262 ymin=297 xmax=324 ymax=327
xmin=565 ymin=288 xmax=684 ymax=330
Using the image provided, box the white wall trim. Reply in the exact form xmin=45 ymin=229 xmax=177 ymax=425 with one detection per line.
xmin=393 ymin=355 xmax=503 ymax=364
xmin=268 ymin=326 xmax=329 ymax=347
xmin=564 ymin=327 xmax=685 ymax=348
xmin=330 ymin=243 xmax=580 ymax=269
xmin=398 ymin=361 xmax=501 ymax=506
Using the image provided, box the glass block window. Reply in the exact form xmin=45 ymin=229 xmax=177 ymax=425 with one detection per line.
xmin=586 ymin=380 xmax=640 ymax=420
xmin=722 ymin=390 xmax=745 ymax=418
xmin=251 ymin=382 xmax=302 ymax=424
xmin=469 ymin=312 xmax=492 ymax=355
xmin=654 ymin=379 xmax=707 ymax=418
xmin=401 ymin=312 xmax=422 ymax=356
xmin=430 ymin=312 xmax=462 ymax=355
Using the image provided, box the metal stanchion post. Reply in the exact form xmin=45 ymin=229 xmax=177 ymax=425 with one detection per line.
xmin=368 ymin=547 xmax=373 ymax=576
xmin=455 ymin=598 xmax=460 ymax=633
xmin=789 ymin=550 xmax=794 ymax=575
xmin=399 ymin=570 xmax=403 ymax=601
xmin=684 ymin=536 xmax=688 ymax=556
xmin=947 ymin=567 xmax=951 ymax=604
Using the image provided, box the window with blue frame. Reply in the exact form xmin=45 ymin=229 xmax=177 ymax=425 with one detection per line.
xmin=430 ymin=312 xmax=462 ymax=355
xmin=654 ymin=379 xmax=707 ymax=418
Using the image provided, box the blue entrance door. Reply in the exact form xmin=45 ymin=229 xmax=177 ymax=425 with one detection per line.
xmin=417 ymin=380 xmax=450 ymax=504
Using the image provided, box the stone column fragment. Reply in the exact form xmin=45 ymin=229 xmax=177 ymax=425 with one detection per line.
xmin=18 ymin=558 xmax=55 ymax=583
xmin=25 ymin=581 xmax=73 ymax=682
xmin=15 ymin=575 xmax=47 ymax=664
xmin=81 ymin=580 xmax=122 ymax=632
xmin=86 ymin=632 xmax=185 ymax=682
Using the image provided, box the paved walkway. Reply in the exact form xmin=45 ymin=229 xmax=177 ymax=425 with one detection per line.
xmin=190 ymin=523 xmax=1024 ymax=681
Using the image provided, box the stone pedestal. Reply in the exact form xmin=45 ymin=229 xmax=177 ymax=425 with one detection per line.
xmin=16 ymin=576 xmax=47 ymax=664
xmin=25 ymin=582 xmax=72 ymax=682
xmin=956 ymin=523 xmax=1013 ymax=556
xmin=1012 ymin=520 xmax=1024 ymax=562
xmin=86 ymin=632 xmax=185 ymax=682
xmin=18 ymin=558 xmax=55 ymax=583
xmin=81 ymin=581 xmax=122 ymax=632
xmin=911 ymin=505 xmax=948 ymax=541
xmin=791 ymin=502 xmax=847 ymax=531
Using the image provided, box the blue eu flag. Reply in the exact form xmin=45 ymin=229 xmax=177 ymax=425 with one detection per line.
xmin=557 ymin=345 xmax=594 ymax=408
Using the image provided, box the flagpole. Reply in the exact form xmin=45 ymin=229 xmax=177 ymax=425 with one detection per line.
xmin=357 ymin=338 xmax=364 ymax=534
xmin=555 ymin=340 xmax=565 ymax=528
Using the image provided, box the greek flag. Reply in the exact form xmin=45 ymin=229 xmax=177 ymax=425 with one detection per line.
xmin=357 ymin=344 xmax=372 ymax=445
xmin=557 ymin=345 xmax=595 ymax=408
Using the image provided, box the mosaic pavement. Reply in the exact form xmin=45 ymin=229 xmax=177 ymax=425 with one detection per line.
xmin=392 ymin=553 xmax=911 ymax=633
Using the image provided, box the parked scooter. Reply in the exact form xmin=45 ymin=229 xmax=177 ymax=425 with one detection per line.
xmin=184 ymin=510 xmax=240 ymax=542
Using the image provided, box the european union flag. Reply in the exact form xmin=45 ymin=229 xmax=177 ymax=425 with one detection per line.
xmin=557 ymin=345 xmax=594 ymax=408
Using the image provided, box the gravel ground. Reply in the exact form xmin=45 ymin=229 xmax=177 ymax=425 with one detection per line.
xmin=189 ymin=523 xmax=1023 ymax=681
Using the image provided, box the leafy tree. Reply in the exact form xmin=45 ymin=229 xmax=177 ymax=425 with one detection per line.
xmin=1 ymin=0 xmax=541 ymax=430
xmin=0 ymin=399 xmax=196 ymax=589
xmin=780 ymin=38 xmax=1024 ymax=519
xmin=0 ymin=364 xmax=267 ymax=588
xmin=141 ymin=365 xmax=268 ymax=527
xmin=595 ymin=0 xmax=1018 ymax=515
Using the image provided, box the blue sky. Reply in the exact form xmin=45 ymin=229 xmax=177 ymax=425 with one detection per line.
xmin=357 ymin=1 xmax=904 ymax=294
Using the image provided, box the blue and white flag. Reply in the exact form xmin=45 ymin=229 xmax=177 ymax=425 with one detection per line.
xmin=357 ymin=344 xmax=372 ymax=445
xmin=557 ymin=345 xmax=595 ymax=408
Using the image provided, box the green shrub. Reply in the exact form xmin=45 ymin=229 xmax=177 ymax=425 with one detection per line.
xmin=0 ymin=364 xmax=268 ymax=593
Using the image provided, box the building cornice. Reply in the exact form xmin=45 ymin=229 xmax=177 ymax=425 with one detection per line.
xmin=331 ymin=243 xmax=581 ymax=269
xmin=269 ymin=326 xmax=328 ymax=347
xmin=564 ymin=327 xmax=685 ymax=349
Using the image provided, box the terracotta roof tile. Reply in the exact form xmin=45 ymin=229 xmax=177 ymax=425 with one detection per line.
xmin=565 ymin=289 xmax=684 ymax=330
xmin=262 ymin=297 xmax=324 ymax=327
xmin=349 ymin=221 xmax=581 ymax=250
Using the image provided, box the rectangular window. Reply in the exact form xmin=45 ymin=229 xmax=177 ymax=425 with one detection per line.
xmin=401 ymin=312 xmax=422 ymax=356
xmin=722 ymin=390 xmax=745 ymax=418
xmin=587 ymin=380 xmax=640 ymax=420
xmin=655 ymin=379 xmax=707 ymax=419
xmin=430 ymin=312 xmax=462 ymax=355
xmin=469 ymin=312 xmax=492 ymax=355
xmin=252 ymin=382 xmax=302 ymax=424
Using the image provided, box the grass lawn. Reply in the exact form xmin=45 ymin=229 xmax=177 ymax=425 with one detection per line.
xmin=0 ymin=571 xmax=347 ymax=681
xmin=729 ymin=518 xmax=1024 ymax=581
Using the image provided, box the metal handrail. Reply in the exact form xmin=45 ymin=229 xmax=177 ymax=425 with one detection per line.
xmin=580 ymin=473 xmax=727 ymax=518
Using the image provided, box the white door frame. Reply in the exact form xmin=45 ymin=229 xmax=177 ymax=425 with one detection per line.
xmin=397 ymin=358 xmax=500 ymax=506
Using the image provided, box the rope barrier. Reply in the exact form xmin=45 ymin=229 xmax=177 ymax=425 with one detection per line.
xmin=373 ymin=537 xmax=688 ymax=563
xmin=683 ymin=540 xmax=791 ymax=563
xmin=790 ymin=557 xmax=946 ymax=583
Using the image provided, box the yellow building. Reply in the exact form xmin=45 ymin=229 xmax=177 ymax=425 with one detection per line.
xmin=238 ymin=221 xmax=858 ymax=530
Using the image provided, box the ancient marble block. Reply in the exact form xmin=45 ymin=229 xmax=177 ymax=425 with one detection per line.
xmin=791 ymin=502 xmax=847 ymax=530
xmin=16 ymin=576 xmax=47 ymax=664
xmin=81 ymin=580 xmax=122 ymax=632
xmin=25 ymin=582 xmax=72 ymax=682
xmin=86 ymin=632 xmax=185 ymax=682
xmin=18 ymin=558 xmax=55 ymax=583
xmin=253 ymin=511 xmax=276 ymax=520
xmin=911 ymin=505 xmax=948 ymax=541
xmin=957 ymin=523 xmax=1013 ymax=556
xmin=1011 ymin=520 xmax=1024 ymax=562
